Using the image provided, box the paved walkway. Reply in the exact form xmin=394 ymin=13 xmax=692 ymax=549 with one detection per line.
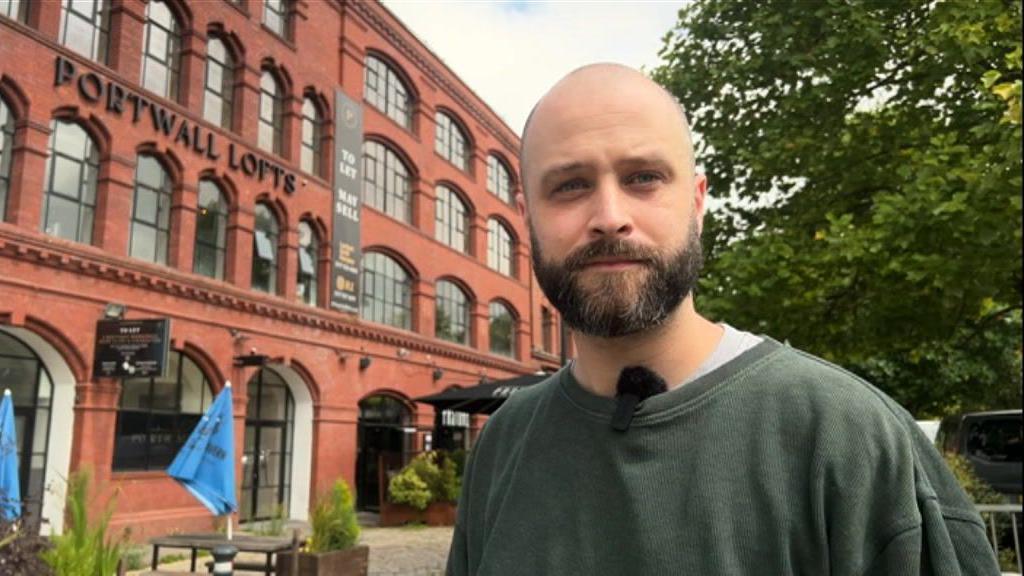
xmin=127 ymin=524 xmax=454 ymax=575
xmin=362 ymin=525 xmax=453 ymax=576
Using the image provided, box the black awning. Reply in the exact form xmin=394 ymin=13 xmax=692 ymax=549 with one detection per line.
xmin=415 ymin=373 xmax=550 ymax=415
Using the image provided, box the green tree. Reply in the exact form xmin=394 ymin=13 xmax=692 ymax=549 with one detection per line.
xmin=654 ymin=0 xmax=1022 ymax=416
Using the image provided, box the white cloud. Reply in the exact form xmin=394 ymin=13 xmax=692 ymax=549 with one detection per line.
xmin=381 ymin=1 xmax=684 ymax=136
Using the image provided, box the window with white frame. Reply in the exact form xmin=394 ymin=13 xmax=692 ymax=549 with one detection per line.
xmin=364 ymin=55 xmax=412 ymax=129
xmin=59 ymin=0 xmax=110 ymax=63
xmin=434 ymin=185 xmax=468 ymax=254
xmin=41 ymin=120 xmax=99 ymax=244
xmin=487 ymin=218 xmax=514 ymax=277
xmin=203 ymin=37 xmax=235 ymax=130
xmin=140 ymin=0 xmax=181 ymax=100
xmin=129 ymin=155 xmax=172 ymax=265
xmin=361 ymin=252 xmax=412 ymax=330
xmin=362 ymin=140 xmax=411 ymax=223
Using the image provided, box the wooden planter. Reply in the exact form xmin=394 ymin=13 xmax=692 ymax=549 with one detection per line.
xmin=276 ymin=545 xmax=369 ymax=576
xmin=379 ymin=501 xmax=457 ymax=527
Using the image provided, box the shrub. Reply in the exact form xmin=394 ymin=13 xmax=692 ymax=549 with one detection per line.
xmin=943 ymin=453 xmax=1018 ymax=571
xmin=307 ymin=480 xmax=360 ymax=553
xmin=0 ymin=514 xmax=53 ymax=576
xmin=388 ymin=467 xmax=431 ymax=511
xmin=42 ymin=470 xmax=126 ymax=576
xmin=387 ymin=451 xmax=462 ymax=509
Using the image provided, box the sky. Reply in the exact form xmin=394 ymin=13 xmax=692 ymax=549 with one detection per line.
xmin=380 ymin=1 xmax=685 ymax=136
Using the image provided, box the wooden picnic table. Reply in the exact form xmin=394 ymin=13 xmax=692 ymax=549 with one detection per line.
xmin=148 ymin=532 xmax=295 ymax=575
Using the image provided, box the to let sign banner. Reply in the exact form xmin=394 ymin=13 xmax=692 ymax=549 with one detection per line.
xmin=92 ymin=319 xmax=171 ymax=379
xmin=331 ymin=89 xmax=363 ymax=314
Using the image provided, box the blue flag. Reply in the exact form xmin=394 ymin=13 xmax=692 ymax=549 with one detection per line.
xmin=168 ymin=383 xmax=237 ymax=516
xmin=0 ymin=389 xmax=20 ymax=521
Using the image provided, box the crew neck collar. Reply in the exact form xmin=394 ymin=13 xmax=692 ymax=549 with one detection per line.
xmin=558 ymin=336 xmax=783 ymax=424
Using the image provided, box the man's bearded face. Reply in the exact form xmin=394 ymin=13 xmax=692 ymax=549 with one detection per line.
xmin=530 ymin=219 xmax=704 ymax=338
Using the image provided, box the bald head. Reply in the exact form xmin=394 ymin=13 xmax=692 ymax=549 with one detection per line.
xmin=520 ymin=63 xmax=695 ymax=198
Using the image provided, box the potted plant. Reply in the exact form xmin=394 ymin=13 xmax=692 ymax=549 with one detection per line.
xmin=277 ymin=480 xmax=368 ymax=576
xmin=380 ymin=451 xmax=461 ymax=526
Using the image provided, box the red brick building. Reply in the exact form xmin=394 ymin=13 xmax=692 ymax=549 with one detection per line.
xmin=0 ymin=0 xmax=565 ymax=538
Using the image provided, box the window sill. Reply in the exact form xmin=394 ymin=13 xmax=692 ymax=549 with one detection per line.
xmin=363 ymin=99 xmax=417 ymax=140
xmin=225 ymin=0 xmax=250 ymax=17
xmin=110 ymin=469 xmax=172 ymax=481
xmin=261 ymin=23 xmax=296 ymax=51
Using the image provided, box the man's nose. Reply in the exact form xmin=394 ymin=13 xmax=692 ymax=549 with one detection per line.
xmin=587 ymin=180 xmax=633 ymax=239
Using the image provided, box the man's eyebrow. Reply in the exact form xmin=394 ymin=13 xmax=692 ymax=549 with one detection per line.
xmin=538 ymin=161 xmax=589 ymax=187
xmin=615 ymin=154 xmax=676 ymax=174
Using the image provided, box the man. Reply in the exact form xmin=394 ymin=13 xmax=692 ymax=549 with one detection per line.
xmin=446 ymin=64 xmax=1000 ymax=575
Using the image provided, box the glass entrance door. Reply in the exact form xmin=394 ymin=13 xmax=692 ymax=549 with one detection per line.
xmin=356 ymin=395 xmax=411 ymax=511
xmin=240 ymin=368 xmax=293 ymax=522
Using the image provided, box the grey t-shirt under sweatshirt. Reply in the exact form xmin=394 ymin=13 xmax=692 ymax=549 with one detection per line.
xmin=447 ymin=337 xmax=1000 ymax=575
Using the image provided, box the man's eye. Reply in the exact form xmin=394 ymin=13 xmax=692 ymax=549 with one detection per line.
xmin=553 ymin=179 xmax=588 ymax=194
xmin=626 ymin=172 xmax=663 ymax=186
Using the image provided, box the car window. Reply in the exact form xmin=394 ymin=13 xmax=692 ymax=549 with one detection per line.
xmin=966 ymin=418 xmax=1022 ymax=462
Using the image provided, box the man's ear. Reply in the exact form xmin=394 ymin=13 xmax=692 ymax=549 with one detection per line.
xmin=692 ymin=173 xmax=708 ymax=236
xmin=516 ymin=190 xmax=529 ymax=227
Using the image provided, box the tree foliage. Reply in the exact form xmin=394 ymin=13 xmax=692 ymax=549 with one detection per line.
xmin=654 ymin=0 xmax=1022 ymax=416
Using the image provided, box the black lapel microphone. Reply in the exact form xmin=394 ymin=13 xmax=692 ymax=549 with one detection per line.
xmin=611 ymin=366 xmax=668 ymax=432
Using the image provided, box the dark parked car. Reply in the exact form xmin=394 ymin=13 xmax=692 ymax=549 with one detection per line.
xmin=937 ymin=409 xmax=1022 ymax=500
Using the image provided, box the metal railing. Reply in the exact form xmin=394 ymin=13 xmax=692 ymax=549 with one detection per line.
xmin=977 ymin=504 xmax=1023 ymax=574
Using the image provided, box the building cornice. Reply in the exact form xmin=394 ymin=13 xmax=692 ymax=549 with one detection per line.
xmin=0 ymin=226 xmax=529 ymax=373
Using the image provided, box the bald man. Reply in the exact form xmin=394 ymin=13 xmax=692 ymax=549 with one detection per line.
xmin=446 ymin=65 xmax=1000 ymax=576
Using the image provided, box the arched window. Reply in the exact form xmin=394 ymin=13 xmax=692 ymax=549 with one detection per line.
xmin=41 ymin=120 xmax=99 ymax=244
xmin=296 ymin=220 xmax=318 ymax=306
xmin=114 ymin=351 xmax=213 ymax=471
xmin=435 ymin=280 xmax=469 ymax=345
xmin=59 ymin=0 xmax=110 ymax=63
xmin=434 ymin=185 xmax=467 ymax=254
xmin=300 ymin=97 xmax=322 ymax=176
xmin=129 ymin=155 xmax=172 ymax=265
xmin=435 ymin=112 xmax=468 ymax=171
xmin=0 ymin=329 xmax=54 ymax=526
xmin=487 ymin=154 xmax=513 ymax=204
xmin=251 ymin=202 xmax=279 ymax=294
xmin=487 ymin=218 xmax=515 ymax=277
xmin=364 ymin=55 xmax=412 ymax=129
xmin=258 ymin=71 xmax=283 ymax=155
xmin=140 ymin=0 xmax=181 ymax=101
xmin=0 ymin=97 xmax=13 ymax=221
xmin=1 ymin=0 xmax=27 ymax=22
xmin=203 ymin=37 xmax=235 ymax=130
xmin=194 ymin=179 xmax=228 ymax=280
xmin=361 ymin=252 xmax=412 ymax=330
xmin=263 ymin=0 xmax=291 ymax=40
xmin=362 ymin=140 xmax=410 ymax=223
xmin=489 ymin=301 xmax=515 ymax=357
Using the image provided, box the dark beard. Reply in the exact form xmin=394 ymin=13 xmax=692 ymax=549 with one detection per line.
xmin=531 ymin=222 xmax=703 ymax=338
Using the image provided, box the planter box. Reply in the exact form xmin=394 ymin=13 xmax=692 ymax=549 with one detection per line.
xmin=276 ymin=545 xmax=369 ymax=576
xmin=379 ymin=501 xmax=457 ymax=527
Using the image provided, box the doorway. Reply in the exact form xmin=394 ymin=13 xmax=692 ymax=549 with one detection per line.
xmin=240 ymin=368 xmax=294 ymax=522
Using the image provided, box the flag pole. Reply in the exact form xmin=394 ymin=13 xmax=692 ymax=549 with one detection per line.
xmin=226 ymin=380 xmax=233 ymax=541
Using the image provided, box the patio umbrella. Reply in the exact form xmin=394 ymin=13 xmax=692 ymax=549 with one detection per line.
xmin=0 ymin=389 xmax=20 ymax=521
xmin=168 ymin=381 xmax=237 ymax=538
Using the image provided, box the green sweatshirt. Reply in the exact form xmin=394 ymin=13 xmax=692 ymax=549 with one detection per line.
xmin=447 ymin=338 xmax=1001 ymax=575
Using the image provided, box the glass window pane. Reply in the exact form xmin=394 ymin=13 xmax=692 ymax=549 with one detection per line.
xmin=45 ymin=195 xmax=81 ymax=240
xmin=64 ymin=13 xmax=97 ymax=59
xmin=143 ymin=59 xmax=169 ymax=97
xmin=54 ymin=122 xmax=88 ymax=156
xmin=133 ymin=186 xmax=158 ymax=223
xmin=121 ymin=379 xmax=150 ymax=410
xmin=179 ymin=358 xmax=207 ymax=414
xmin=51 ymin=157 xmax=83 ymax=199
xmin=130 ymin=222 xmax=156 ymax=261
